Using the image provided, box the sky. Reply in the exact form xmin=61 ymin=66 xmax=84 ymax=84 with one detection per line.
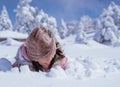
xmin=0 ymin=0 xmax=120 ymax=24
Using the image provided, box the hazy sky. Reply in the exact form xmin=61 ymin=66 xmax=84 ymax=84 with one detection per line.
xmin=0 ymin=0 xmax=120 ymax=24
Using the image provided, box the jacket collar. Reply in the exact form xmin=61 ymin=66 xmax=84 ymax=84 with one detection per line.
xmin=21 ymin=43 xmax=31 ymax=62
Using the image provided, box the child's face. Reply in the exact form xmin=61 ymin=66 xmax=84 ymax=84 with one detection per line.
xmin=37 ymin=53 xmax=55 ymax=69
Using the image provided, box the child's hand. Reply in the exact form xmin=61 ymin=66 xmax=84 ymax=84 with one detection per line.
xmin=52 ymin=57 xmax=68 ymax=70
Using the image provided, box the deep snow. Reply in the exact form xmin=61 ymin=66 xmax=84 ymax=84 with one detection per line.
xmin=0 ymin=30 xmax=28 ymax=39
xmin=0 ymin=38 xmax=120 ymax=87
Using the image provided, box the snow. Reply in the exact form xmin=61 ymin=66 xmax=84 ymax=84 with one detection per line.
xmin=0 ymin=1 xmax=120 ymax=86
xmin=0 ymin=30 xmax=28 ymax=39
xmin=0 ymin=37 xmax=120 ymax=87
xmin=0 ymin=38 xmax=23 ymax=46
xmin=0 ymin=72 xmax=120 ymax=87
xmin=64 ymin=40 xmax=120 ymax=59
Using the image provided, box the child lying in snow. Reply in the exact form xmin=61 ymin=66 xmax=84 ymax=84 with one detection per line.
xmin=12 ymin=26 xmax=68 ymax=72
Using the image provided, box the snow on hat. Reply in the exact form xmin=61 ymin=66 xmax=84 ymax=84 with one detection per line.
xmin=26 ymin=26 xmax=56 ymax=61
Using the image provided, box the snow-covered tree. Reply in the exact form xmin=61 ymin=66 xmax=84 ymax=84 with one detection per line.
xmin=104 ymin=2 xmax=120 ymax=30
xmin=35 ymin=10 xmax=49 ymax=27
xmin=14 ymin=0 xmax=36 ymax=34
xmin=47 ymin=16 xmax=59 ymax=39
xmin=94 ymin=2 xmax=120 ymax=45
xmin=80 ymin=16 xmax=94 ymax=33
xmin=58 ymin=19 xmax=68 ymax=39
xmin=0 ymin=6 xmax=13 ymax=31
xmin=94 ymin=19 xmax=103 ymax=42
xmin=75 ymin=21 xmax=87 ymax=44
xmin=35 ymin=10 xmax=59 ymax=39
xmin=66 ymin=21 xmax=78 ymax=36
xmin=36 ymin=10 xmax=57 ymax=30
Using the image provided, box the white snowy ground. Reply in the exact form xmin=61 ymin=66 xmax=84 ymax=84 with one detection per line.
xmin=0 ymin=36 xmax=120 ymax=87
xmin=0 ymin=30 xmax=28 ymax=39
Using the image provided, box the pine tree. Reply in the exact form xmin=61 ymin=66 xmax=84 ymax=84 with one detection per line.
xmin=94 ymin=2 xmax=120 ymax=45
xmin=58 ymin=19 xmax=68 ymax=39
xmin=0 ymin=6 xmax=13 ymax=31
xmin=14 ymin=0 xmax=36 ymax=34
xmin=107 ymin=2 xmax=120 ymax=30
xmin=80 ymin=16 xmax=94 ymax=33
xmin=35 ymin=10 xmax=59 ymax=39
xmin=66 ymin=21 xmax=78 ymax=36
xmin=75 ymin=21 xmax=87 ymax=44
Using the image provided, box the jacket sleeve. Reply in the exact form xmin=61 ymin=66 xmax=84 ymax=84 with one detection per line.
xmin=52 ymin=57 xmax=68 ymax=70
xmin=12 ymin=45 xmax=27 ymax=67
xmin=12 ymin=46 xmax=22 ymax=71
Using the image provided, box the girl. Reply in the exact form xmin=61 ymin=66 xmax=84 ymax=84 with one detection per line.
xmin=13 ymin=26 xmax=68 ymax=72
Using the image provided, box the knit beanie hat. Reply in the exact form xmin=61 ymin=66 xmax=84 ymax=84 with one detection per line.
xmin=26 ymin=26 xmax=56 ymax=61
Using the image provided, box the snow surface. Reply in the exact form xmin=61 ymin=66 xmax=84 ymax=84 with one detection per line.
xmin=0 ymin=37 xmax=120 ymax=87
xmin=0 ymin=38 xmax=23 ymax=46
xmin=0 ymin=1 xmax=120 ymax=86
xmin=0 ymin=30 xmax=28 ymax=39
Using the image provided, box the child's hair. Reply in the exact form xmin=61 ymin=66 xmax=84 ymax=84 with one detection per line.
xmin=26 ymin=26 xmax=56 ymax=61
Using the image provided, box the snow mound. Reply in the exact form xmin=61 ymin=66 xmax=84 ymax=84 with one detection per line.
xmin=113 ymin=40 xmax=120 ymax=47
xmin=0 ymin=58 xmax=12 ymax=72
xmin=0 ymin=30 xmax=28 ymax=39
xmin=47 ymin=66 xmax=67 ymax=78
xmin=65 ymin=57 xmax=120 ymax=79
xmin=5 ymin=56 xmax=120 ymax=80
xmin=0 ymin=38 xmax=23 ymax=46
